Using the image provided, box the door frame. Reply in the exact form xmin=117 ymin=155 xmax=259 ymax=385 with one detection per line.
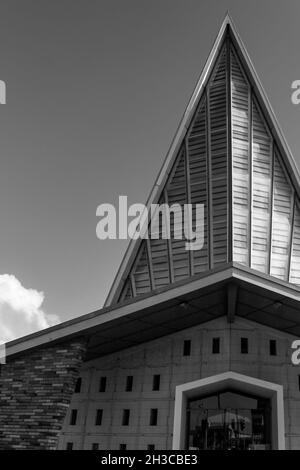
xmin=172 ymin=371 xmax=285 ymax=450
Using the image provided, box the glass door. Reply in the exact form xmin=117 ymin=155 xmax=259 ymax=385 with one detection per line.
xmin=186 ymin=390 xmax=271 ymax=450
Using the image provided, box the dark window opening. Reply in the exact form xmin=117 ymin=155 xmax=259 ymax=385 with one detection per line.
xmin=152 ymin=374 xmax=160 ymax=391
xmin=269 ymin=340 xmax=277 ymax=356
xmin=95 ymin=409 xmax=103 ymax=426
xmin=126 ymin=375 xmax=133 ymax=392
xmin=147 ymin=444 xmax=155 ymax=451
xmin=122 ymin=409 xmax=130 ymax=426
xmin=70 ymin=409 xmax=77 ymax=426
xmin=92 ymin=443 xmax=99 ymax=450
xmin=120 ymin=444 xmax=127 ymax=450
xmin=212 ymin=337 xmax=220 ymax=354
xmin=99 ymin=376 xmax=107 ymax=393
xmin=75 ymin=377 xmax=82 ymax=393
xmin=150 ymin=408 xmax=158 ymax=426
xmin=66 ymin=442 xmax=73 ymax=450
xmin=241 ymin=337 xmax=248 ymax=354
xmin=183 ymin=340 xmax=191 ymax=356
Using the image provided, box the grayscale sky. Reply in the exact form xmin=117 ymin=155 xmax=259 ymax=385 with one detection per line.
xmin=0 ymin=0 xmax=299 ymax=339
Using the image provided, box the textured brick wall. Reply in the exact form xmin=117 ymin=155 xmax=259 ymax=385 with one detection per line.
xmin=0 ymin=339 xmax=87 ymax=450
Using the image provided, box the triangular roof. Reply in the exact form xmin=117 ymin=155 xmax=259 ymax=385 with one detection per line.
xmin=104 ymin=14 xmax=300 ymax=306
xmin=4 ymin=15 xmax=300 ymax=361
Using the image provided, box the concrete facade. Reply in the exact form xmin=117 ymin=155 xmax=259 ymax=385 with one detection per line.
xmin=57 ymin=317 xmax=300 ymax=450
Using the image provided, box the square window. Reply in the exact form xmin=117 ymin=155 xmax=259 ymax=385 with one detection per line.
xmin=92 ymin=443 xmax=99 ymax=450
xmin=147 ymin=444 xmax=155 ymax=451
xmin=66 ymin=442 xmax=73 ymax=450
xmin=120 ymin=444 xmax=127 ymax=450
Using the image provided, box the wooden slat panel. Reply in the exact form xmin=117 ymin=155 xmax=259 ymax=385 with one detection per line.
xmin=231 ymin=48 xmax=250 ymax=265
xmin=166 ymin=148 xmax=190 ymax=282
xmin=187 ymin=97 xmax=209 ymax=274
xmin=209 ymin=45 xmax=228 ymax=266
xmin=117 ymin=42 xmax=231 ymax=300
xmin=251 ymin=100 xmax=272 ymax=273
xmin=148 ymin=195 xmax=171 ymax=289
xmin=290 ymin=204 xmax=300 ymax=285
xmin=119 ymin=278 xmax=133 ymax=302
xmin=132 ymin=242 xmax=152 ymax=295
xmin=270 ymin=152 xmax=294 ymax=280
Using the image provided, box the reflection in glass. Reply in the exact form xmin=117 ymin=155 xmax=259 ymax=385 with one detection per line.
xmin=187 ymin=390 xmax=271 ymax=450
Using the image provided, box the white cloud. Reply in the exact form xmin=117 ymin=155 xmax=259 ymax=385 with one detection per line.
xmin=0 ymin=274 xmax=59 ymax=343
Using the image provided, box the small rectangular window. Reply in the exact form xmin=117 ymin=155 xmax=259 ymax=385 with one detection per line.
xmin=150 ymin=408 xmax=158 ymax=426
xmin=92 ymin=443 xmax=99 ymax=450
xmin=120 ymin=443 xmax=127 ymax=450
xmin=126 ymin=375 xmax=133 ymax=392
xmin=147 ymin=444 xmax=155 ymax=451
xmin=99 ymin=376 xmax=107 ymax=393
xmin=122 ymin=409 xmax=130 ymax=426
xmin=74 ymin=377 xmax=82 ymax=393
xmin=69 ymin=409 xmax=77 ymax=426
xmin=212 ymin=337 xmax=220 ymax=354
xmin=270 ymin=339 xmax=277 ymax=356
xmin=183 ymin=340 xmax=191 ymax=356
xmin=95 ymin=409 xmax=103 ymax=426
xmin=152 ymin=374 xmax=160 ymax=391
xmin=241 ymin=337 xmax=248 ymax=354
xmin=66 ymin=442 xmax=73 ymax=450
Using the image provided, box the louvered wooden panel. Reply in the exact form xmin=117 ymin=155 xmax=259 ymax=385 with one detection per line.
xmin=119 ymin=278 xmax=133 ymax=302
xmin=166 ymin=148 xmax=190 ymax=282
xmin=117 ymin=45 xmax=231 ymax=302
xmin=231 ymin=48 xmax=250 ymax=265
xmin=251 ymin=100 xmax=272 ymax=273
xmin=208 ymin=45 xmax=228 ymax=266
xmin=111 ymin=27 xmax=300 ymax=306
xmin=132 ymin=242 xmax=152 ymax=295
xmin=187 ymin=98 xmax=209 ymax=274
xmin=270 ymin=152 xmax=294 ymax=280
xmin=290 ymin=204 xmax=300 ymax=285
xmin=148 ymin=195 xmax=171 ymax=289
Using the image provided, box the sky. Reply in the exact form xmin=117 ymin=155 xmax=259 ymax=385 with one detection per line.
xmin=0 ymin=0 xmax=299 ymax=341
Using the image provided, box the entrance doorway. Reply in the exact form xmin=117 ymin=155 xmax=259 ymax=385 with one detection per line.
xmin=172 ymin=372 xmax=285 ymax=450
xmin=187 ymin=390 xmax=271 ymax=450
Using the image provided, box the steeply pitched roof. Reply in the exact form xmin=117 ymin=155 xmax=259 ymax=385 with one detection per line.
xmin=104 ymin=14 xmax=300 ymax=306
xmin=5 ymin=15 xmax=300 ymax=361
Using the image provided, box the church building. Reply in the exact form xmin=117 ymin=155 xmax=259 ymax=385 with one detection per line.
xmin=1 ymin=15 xmax=300 ymax=450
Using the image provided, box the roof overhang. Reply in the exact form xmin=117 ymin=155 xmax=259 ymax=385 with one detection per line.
xmin=5 ymin=263 xmax=300 ymax=361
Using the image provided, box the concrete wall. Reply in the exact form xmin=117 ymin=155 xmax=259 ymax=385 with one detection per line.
xmin=57 ymin=317 xmax=300 ymax=450
xmin=0 ymin=339 xmax=86 ymax=449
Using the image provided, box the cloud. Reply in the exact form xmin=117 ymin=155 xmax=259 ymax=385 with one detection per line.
xmin=0 ymin=274 xmax=59 ymax=343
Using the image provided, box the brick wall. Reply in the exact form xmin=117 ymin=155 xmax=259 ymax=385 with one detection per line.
xmin=0 ymin=339 xmax=87 ymax=450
